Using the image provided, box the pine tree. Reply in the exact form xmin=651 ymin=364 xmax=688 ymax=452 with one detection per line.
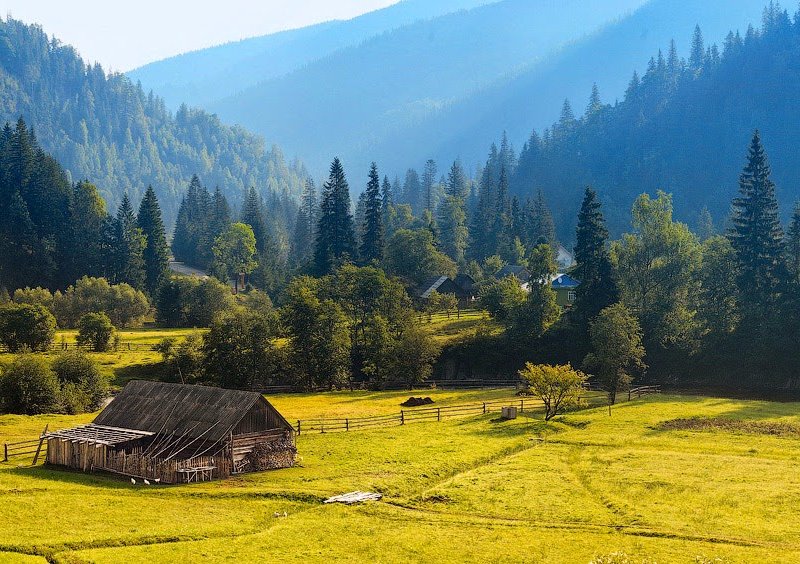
xmin=314 ymin=157 xmax=356 ymax=275
xmin=528 ymin=190 xmax=556 ymax=245
xmin=786 ymin=202 xmax=800 ymax=285
xmin=573 ymin=187 xmax=619 ymax=323
xmin=360 ymin=163 xmax=384 ymax=264
xmin=446 ymin=160 xmax=467 ymax=198
xmin=729 ymin=130 xmax=786 ymax=317
xmin=241 ymin=187 xmax=269 ymax=254
xmin=403 ymin=168 xmax=422 ymax=215
xmin=381 ymin=175 xmax=392 ymax=227
xmin=697 ymin=206 xmax=715 ymax=241
xmin=292 ymin=178 xmax=317 ymax=265
xmin=209 ymin=187 xmax=232 ymax=242
xmin=493 ymin=167 xmax=514 ymax=260
xmin=137 ymin=186 xmax=170 ymax=296
xmin=68 ymin=180 xmax=108 ymax=281
xmin=689 ymin=25 xmax=705 ymax=71
xmin=586 ymin=83 xmax=603 ymax=116
xmin=110 ymin=194 xmax=146 ymax=289
xmin=422 ymin=159 xmax=438 ymax=214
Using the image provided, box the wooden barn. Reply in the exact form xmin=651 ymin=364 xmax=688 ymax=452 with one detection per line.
xmin=45 ymin=380 xmax=295 ymax=483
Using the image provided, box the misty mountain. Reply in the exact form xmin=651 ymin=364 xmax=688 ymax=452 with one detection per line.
xmin=130 ymin=0 xmax=648 ymax=177
xmin=128 ymin=0 xmax=497 ymax=110
xmin=505 ymin=2 xmax=800 ymax=240
xmin=0 ymin=17 xmax=305 ymax=225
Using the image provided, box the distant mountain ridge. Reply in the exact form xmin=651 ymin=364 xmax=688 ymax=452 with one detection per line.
xmin=128 ymin=0 xmax=497 ymax=110
xmin=0 ymin=17 xmax=306 ymax=229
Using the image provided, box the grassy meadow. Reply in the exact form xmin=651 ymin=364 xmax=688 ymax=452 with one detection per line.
xmin=2 ymin=392 xmax=800 ymax=563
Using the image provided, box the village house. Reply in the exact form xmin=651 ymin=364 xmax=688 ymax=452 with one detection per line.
xmin=45 ymin=380 xmax=296 ymax=483
xmin=495 ymin=265 xmax=580 ymax=307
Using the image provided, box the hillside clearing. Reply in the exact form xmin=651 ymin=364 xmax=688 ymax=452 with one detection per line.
xmin=2 ymin=393 xmax=800 ymax=562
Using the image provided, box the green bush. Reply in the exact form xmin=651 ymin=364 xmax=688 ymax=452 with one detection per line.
xmin=0 ymin=303 xmax=57 ymax=352
xmin=0 ymin=355 xmax=61 ymax=414
xmin=53 ymin=276 xmax=150 ymax=328
xmin=76 ymin=312 xmax=115 ymax=352
xmin=51 ymin=351 xmax=108 ymax=411
xmin=156 ymin=276 xmax=234 ymax=327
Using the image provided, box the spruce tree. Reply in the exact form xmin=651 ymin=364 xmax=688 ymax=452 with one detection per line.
xmin=292 ymin=178 xmax=317 ymax=265
xmin=689 ymin=25 xmax=705 ymax=71
xmin=786 ymin=203 xmax=800 ymax=285
xmin=573 ymin=187 xmax=619 ymax=323
xmin=137 ymin=186 xmax=170 ymax=296
xmin=209 ymin=187 xmax=232 ymax=242
xmin=422 ymin=159 xmax=438 ymax=214
xmin=528 ymin=190 xmax=556 ymax=245
xmin=110 ymin=194 xmax=146 ymax=289
xmin=586 ymin=83 xmax=602 ymax=116
xmin=314 ymin=157 xmax=356 ymax=275
xmin=729 ymin=130 xmax=786 ymax=317
xmin=403 ymin=168 xmax=422 ymax=215
xmin=381 ymin=175 xmax=392 ymax=227
xmin=446 ymin=160 xmax=467 ymax=198
xmin=241 ymin=187 xmax=269 ymax=254
xmin=68 ymin=180 xmax=108 ymax=281
xmin=360 ymin=162 xmax=384 ymax=264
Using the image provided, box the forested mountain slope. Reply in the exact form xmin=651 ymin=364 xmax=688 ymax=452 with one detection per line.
xmin=504 ymin=3 xmax=800 ymax=239
xmin=377 ymin=0 xmax=767 ymax=177
xmin=0 ymin=18 xmax=306 ymax=224
xmin=128 ymin=0 xmax=496 ymax=110
xmin=205 ymin=0 xmax=647 ymax=176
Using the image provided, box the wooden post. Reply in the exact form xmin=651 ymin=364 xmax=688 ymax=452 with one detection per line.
xmin=32 ymin=424 xmax=48 ymax=465
xmin=628 ymin=389 xmax=632 ymax=402
xmin=400 ymin=410 xmax=405 ymax=425
xmin=482 ymin=402 xmax=486 ymax=414
xmin=297 ymin=420 xmax=301 ymax=435
xmin=520 ymin=399 xmax=524 ymax=412
xmin=346 ymin=418 xmax=349 ymax=432
xmin=3 ymin=443 xmax=7 ymax=462
xmin=437 ymin=408 xmax=441 ymax=421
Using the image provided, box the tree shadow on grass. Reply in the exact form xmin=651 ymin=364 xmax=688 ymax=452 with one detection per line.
xmin=455 ymin=412 xmax=561 ymax=439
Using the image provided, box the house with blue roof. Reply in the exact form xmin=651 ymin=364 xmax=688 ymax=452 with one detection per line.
xmin=550 ymin=273 xmax=580 ymax=307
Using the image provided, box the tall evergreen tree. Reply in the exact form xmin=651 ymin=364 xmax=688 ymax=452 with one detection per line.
xmin=586 ymin=83 xmax=603 ymax=116
xmin=137 ymin=186 xmax=170 ymax=296
xmin=381 ymin=175 xmax=393 ymax=226
xmin=360 ymin=163 xmax=384 ymax=264
xmin=689 ymin=25 xmax=705 ymax=71
xmin=68 ymin=180 xmax=108 ymax=282
xmin=787 ymin=202 xmax=800 ymax=285
xmin=209 ymin=187 xmax=232 ymax=242
xmin=403 ymin=168 xmax=422 ymax=215
xmin=446 ymin=160 xmax=467 ymax=198
xmin=729 ymin=130 xmax=786 ymax=317
xmin=572 ymin=187 xmax=619 ymax=324
xmin=421 ymin=159 xmax=438 ymax=214
xmin=110 ymin=194 xmax=146 ymax=289
xmin=314 ymin=157 xmax=356 ymax=275
xmin=292 ymin=178 xmax=317 ymax=265
xmin=528 ymin=190 xmax=556 ymax=245
xmin=241 ymin=187 xmax=269 ymax=254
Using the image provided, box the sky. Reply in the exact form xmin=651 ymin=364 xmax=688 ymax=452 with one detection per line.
xmin=2 ymin=0 xmax=400 ymax=72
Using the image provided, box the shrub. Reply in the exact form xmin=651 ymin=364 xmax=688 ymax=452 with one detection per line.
xmin=51 ymin=351 xmax=107 ymax=411
xmin=156 ymin=276 xmax=234 ymax=327
xmin=157 ymin=333 xmax=205 ymax=383
xmin=0 ymin=303 xmax=57 ymax=352
xmin=53 ymin=277 xmax=149 ymax=328
xmin=0 ymin=355 xmax=61 ymax=414
xmin=76 ymin=312 xmax=115 ymax=352
xmin=13 ymin=287 xmax=55 ymax=312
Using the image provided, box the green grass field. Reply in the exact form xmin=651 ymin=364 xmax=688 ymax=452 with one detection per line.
xmin=2 ymin=392 xmax=800 ymax=563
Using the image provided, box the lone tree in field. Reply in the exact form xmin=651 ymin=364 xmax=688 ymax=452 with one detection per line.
xmin=77 ymin=312 xmax=115 ymax=352
xmin=583 ymin=303 xmax=646 ymax=405
xmin=729 ymin=130 xmax=786 ymax=319
xmin=519 ymin=363 xmax=586 ymax=421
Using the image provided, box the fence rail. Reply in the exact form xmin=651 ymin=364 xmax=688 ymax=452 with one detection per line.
xmin=294 ymin=386 xmax=661 ymax=435
xmin=3 ymin=426 xmax=48 ymax=463
xmin=0 ymin=342 xmax=158 ymax=353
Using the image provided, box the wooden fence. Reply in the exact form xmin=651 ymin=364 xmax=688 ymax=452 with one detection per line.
xmin=294 ymin=386 xmax=661 ymax=435
xmin=0 ymin=342 xmax=158 ymax=353
xmin=3 ymin=426 xmax=47 ymax=463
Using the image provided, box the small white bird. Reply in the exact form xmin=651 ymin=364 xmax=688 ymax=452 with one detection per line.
xmin=154 ymin=478 xmax=161 ymax=483
xmin=283 ymin=511 xmax=287 ymax=518
xmin=273 ymin=512 xmax=281 ymax=518
xmin=130 ymin=478 xmax=136 ymax=485
xmin=143 ymin=479 xmax=150 ymax=485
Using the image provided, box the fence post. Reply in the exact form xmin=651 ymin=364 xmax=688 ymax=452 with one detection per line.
xmin=297 ymin=420 xmax=301 ymax=435
xmin=483 ymin=402 xmax=486 ymax=414
xmin=346 ymin=418 xmax=349 ymax=432
xmin=3 ymin=443 xmax=7 ymax=462
xmin=400 ymin=410 xmax=405 ymax=425
xmin=628 ymin=389 xmax=632 ymax=402
xmin=520 ymin=399 xmax=524 ymax=412
xmin=437 ymin=408 xmax=441 ymax=421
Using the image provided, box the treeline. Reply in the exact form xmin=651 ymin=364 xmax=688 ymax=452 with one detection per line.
xmin=0 ymin=17 xmax=306 ymax=227
xmin=456 ymin=131 xmax=800 ymax=389
xmin=502 ymin=3 xmax=800 ymax=238
xmin=0 ymin=119 xmax=170 ymax=295
xmin=156 ymin=265 xmax=439 ymax=391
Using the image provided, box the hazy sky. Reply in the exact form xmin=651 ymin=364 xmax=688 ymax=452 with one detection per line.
xmin=3 ymin=0 xmax=400 ymax=72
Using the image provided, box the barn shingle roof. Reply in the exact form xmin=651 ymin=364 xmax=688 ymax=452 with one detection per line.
xmin=93 ymin=380 xmax=276 ymax=443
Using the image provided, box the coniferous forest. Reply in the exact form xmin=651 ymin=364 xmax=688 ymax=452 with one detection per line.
xmin=2 ymin=4 xmax=800 ymax=395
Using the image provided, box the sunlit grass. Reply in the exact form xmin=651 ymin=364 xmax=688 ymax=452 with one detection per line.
xmin=2 ymin=394 xmax=800 ymax=562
